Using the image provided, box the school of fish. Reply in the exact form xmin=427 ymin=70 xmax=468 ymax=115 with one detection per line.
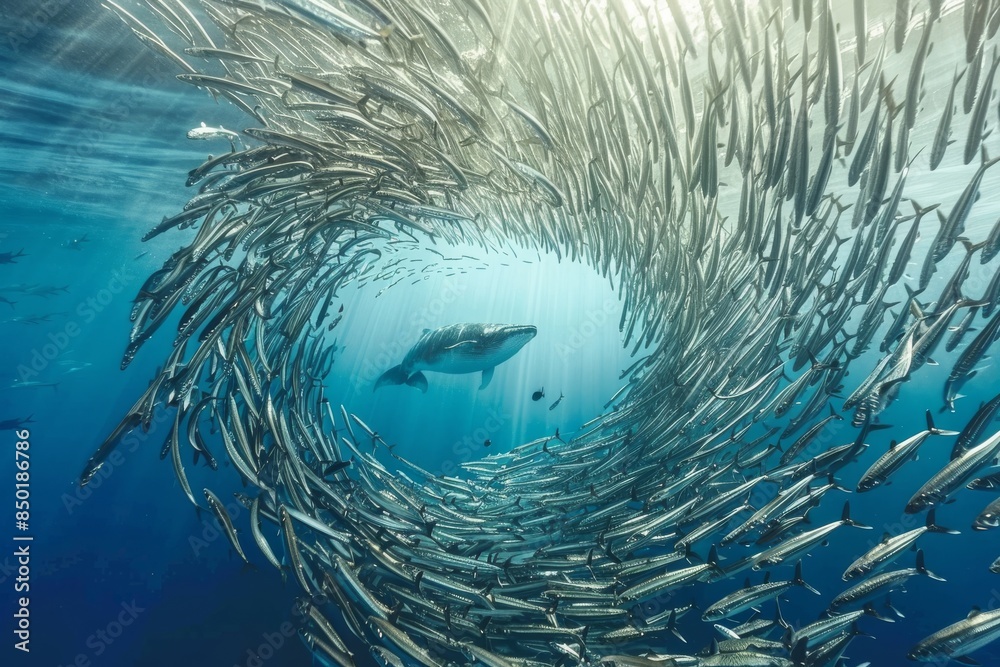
xmin=78 ymin=0 xmax=1000 ymax=664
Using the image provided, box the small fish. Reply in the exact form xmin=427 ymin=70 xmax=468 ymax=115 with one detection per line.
xmin=65 ymin=235 xmax=88 ymax=250
xmin=908 ymin=429 xmax=1000 ymax=513
xmin=549 ymin=393 xmax=564 ymax=410
xmin=0 ymin=249 xmax=26 ymax=264
xmin=8 ymin=380 xmax=59 ymax=392
xmin=203 ymin=488 xmax=249 ymax=565
xmin=909 ymin=606 xmax=1000 ymax=662
xmin=532 ymin=388 xmax=544 ymax=401
xmin=974 ymin=496 xmax=1000 ymax=530
xmin=187 ymin=122 xmax=242 ymax=149
xmin=0 ymin=415 xmax=33 ymax=431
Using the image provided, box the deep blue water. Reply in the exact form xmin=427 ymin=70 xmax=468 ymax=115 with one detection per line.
xmin=5 ymin=1 xmax=1000 ymax=666
xmin=1 ymin=3 xmax=319 ymax=665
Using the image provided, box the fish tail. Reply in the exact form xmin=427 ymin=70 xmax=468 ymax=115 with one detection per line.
xmin=790 ymin=637 xmax=808 ymax=666
xmin=842 ymin=501 xmax=872 ymax=529
xmin=374 ymin=365 xmax=406 ymax=390
xmin=916 ymin=549 xmax=947 ymax=581
xmin=926 ymin=508 xmax=960 ymax=534
xmin=862 ymin=602 xmax=895 ymax=622
xmin=925 ymin=409 xmax=960 ymax=435
xmin=793 ymin=561 xmax=821 ymax=595
xmin=774 ymin=598 xmax=789 ymax=629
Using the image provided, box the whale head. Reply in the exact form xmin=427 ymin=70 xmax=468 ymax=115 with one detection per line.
xmin=484 ymin=324 xmax=537 ymax=360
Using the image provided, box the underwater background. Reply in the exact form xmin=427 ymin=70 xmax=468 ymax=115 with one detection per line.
xmin=1 ymin=5 xmax=627 ymax=665
xmin=5 ymin=0 xmax=1000 ymax=666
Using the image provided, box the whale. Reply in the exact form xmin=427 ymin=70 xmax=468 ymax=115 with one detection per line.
xmin=374 ymin=323 xmax=537 ymax=392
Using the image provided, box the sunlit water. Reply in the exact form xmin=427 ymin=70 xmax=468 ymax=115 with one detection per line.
xmin=5 ymin=0 xmax=1000 ymax=666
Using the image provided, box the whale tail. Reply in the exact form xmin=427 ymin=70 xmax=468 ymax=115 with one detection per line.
xmin=375 ymin=366 xmax=428 ymax=393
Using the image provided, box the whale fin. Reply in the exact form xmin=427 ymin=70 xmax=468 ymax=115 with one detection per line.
xmin=480 ymin=366 xmax=495 ymax=389
xmin=375 ymin=365 xmax=409 ymax=390
xmin=406 ymin=372 xmax=428 ymax=393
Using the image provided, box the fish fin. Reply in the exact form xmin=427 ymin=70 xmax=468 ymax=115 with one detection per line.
xmin=406 ymin=372 xmax=428 ymax=393
xmin=714 ymin=624 xmax=740 ymax=640
xmin=885 ymin=592 xmax=905 ymax=618
xmin=843 ymin=501 xmax=872 ymax=529
xmin=916 ymin=549 xmax=946 ymax=581
xmin=774 ymin=598 xmax=789 ymax=629
xmin=863 ymin=602 xmax=895 ymax=622
xmin=794 ymin=561 xmax=821 ymax=595
xmin=707 ymin=545 xmax=720 ymax=568
xmin=790 ymin=638 xmax=808 ymax=666
xmin=926 ymin=509 xmax=960 ymax=534
xmin=955 ymin=657 xmax=980 ymax=666
xmin=480 ymin=366 xmax=494 ymax=389
xmin=827 ymin=474 xmax=851 ymax=493
xmin=851 ymin=620 xmax=875 ymax=639
xmin=968 ymin=606 xmax=982 ymax=619
xmin=374 ymin=365 xmax=409 ymax=390
xmin=668 ymin=609 xmax=686 ymax=643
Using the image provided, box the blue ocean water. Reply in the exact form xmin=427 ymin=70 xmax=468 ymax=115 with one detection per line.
xmin=1 ymin=3 xmax=321 ymax=665
xmin=4 ymin=1 xmax=1000 ymax=666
